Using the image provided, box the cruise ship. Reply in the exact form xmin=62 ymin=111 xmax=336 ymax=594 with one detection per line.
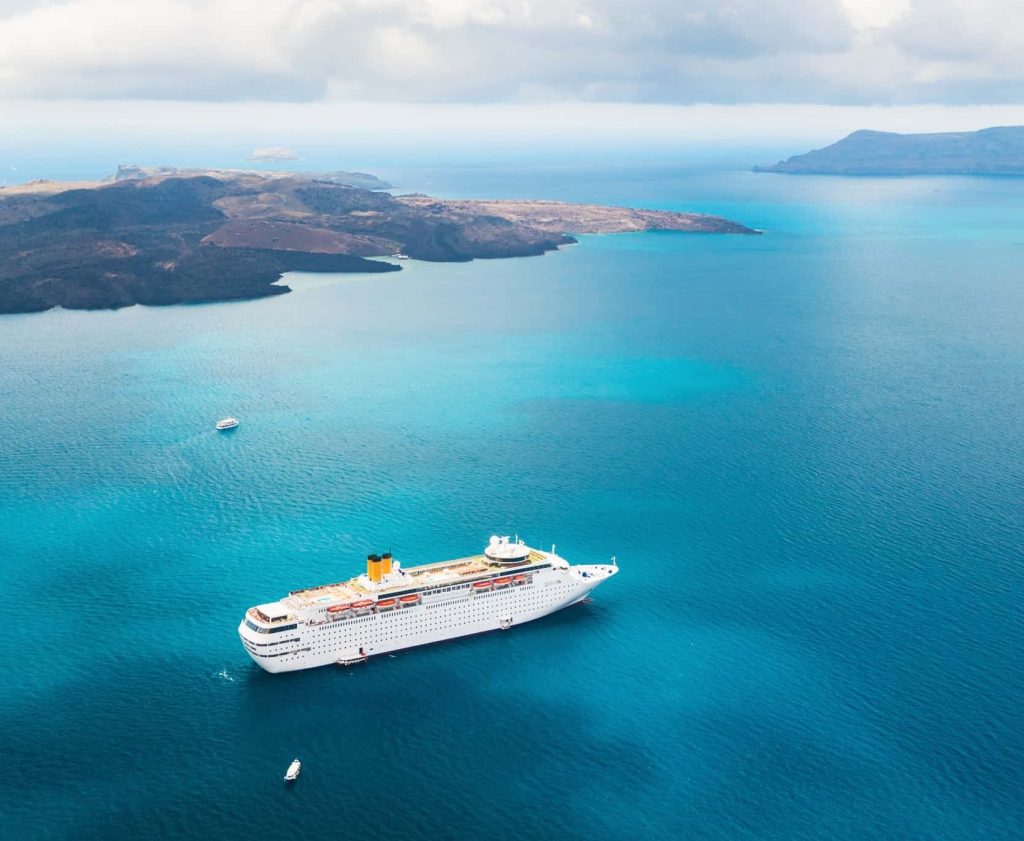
xmin=238 ymin=536 xmax=618 ymax=672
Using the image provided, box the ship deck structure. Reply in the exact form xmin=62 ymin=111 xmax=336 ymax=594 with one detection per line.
xmin=239 ymin=536 xmax=617 ymax=672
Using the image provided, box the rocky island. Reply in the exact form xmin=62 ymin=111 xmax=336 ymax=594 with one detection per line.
xmin=755 ymin=126 xmax=1024 ymax=176
xmin=0 ymin=167 xmax=758 ymax=314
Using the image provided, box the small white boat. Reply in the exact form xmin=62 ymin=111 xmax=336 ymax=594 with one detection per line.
xmin=284 ymin=758 xmax=301 ymax=782
xmin=215 ymin=417 xmax=239 ymax=431
xmin=390 ymin=252 xmax=410 ymax=260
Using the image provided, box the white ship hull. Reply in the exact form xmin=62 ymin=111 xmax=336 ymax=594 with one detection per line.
xmin=239 ymin=552 xmax=616 ymax=673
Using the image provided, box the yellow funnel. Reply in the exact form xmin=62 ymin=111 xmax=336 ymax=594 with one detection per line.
xmin=367 ymin=553 xmax=382 ymax=583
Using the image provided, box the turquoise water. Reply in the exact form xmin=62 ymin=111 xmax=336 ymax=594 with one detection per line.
xmin=1 ymin=168 xmax=1022 ymax=839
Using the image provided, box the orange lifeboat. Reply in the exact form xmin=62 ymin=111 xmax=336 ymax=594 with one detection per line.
xmin=399 ymin=594 xmax=420 ymax=605
xmin=352 ymin=599 xmax=374 ymax=612
xmin=472 ymin=580 xmax=493 ymax=590
xmin=512 ymin=574 xmax=527 ymax=584
xmin=493 ymin=577 xmax=512 ymax=587
xmin=376 ymin=598 xmax=397 ymax=610
xmin=327 ymin=603 xmax=351 ymax=614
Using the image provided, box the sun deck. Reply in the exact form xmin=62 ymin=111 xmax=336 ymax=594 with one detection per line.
xmin=284 ymin=581 xmax=366 ymax=609
xmin=283 ymin=549 xmax=549 ymax=610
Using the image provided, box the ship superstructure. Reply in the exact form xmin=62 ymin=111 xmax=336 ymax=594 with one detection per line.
xmin=238 ymin=536 xmax=617 ymax=672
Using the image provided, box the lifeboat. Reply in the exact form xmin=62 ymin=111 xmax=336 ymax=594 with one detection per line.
xmin=351 ymin=599 xmax=374 ymax=613
xmin=399 ymin=594 xmax=420 ymax=605
xmin=376 ymin=598 xmax=398 ymax=610
xmin=512 ymin=574 xmax=527 ymax=584
xmin=326 ymin=603 xmax=351 ymax=613
xmin=493 ymin=577 xmax=512 ymax=587
xmin=472 ymin=580 xmax=493 ymax=590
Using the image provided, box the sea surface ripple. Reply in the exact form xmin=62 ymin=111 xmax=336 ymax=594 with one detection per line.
xmin=1 ymin=167 xmax=1022 ymax=840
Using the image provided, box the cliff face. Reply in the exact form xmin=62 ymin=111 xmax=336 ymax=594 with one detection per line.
xmin=755 ymin=126 xmax=1024 ymax=175
xmin=0 ymin=169 xmax=757 ymax=314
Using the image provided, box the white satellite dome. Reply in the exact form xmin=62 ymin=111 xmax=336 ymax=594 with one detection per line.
xmin=484 ymin=535 xmax=530 ymax=564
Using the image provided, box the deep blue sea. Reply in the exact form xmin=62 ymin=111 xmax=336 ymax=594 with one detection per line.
xmin=1 ymin=164 xmax=1022 ymax=840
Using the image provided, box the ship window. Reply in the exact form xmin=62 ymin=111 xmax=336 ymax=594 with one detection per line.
xmin=245 ymin=619 xmax=298 ymax=634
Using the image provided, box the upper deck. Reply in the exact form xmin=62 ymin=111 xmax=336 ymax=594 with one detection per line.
xmin=282 ymin=548 xmax=551 ymax=612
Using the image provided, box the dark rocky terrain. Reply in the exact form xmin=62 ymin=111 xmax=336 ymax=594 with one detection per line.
xmin=0 ymin=168 xmax=757 ymax=314
xmin=755 ymin=126 xmax=1024 ymax=175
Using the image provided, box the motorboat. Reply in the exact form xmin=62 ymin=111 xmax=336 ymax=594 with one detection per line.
xmin=215 ymin=417 xmax=239 ymax=431
xmin=284 ymin=758 xmax=301 ymax=782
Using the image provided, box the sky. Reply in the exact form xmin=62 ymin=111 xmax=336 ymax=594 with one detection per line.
xmin=1 ymin=0 xmax=1023 ymax=170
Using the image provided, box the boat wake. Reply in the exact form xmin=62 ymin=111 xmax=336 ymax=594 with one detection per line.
xmin=216 ymin=669 xmax=235 ymax=682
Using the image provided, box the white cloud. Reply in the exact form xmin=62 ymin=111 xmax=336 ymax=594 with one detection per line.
xmin=0 ymin=0 xmax=324 ymax=99
xmin=0 ymin=0 xmax=1019 ymax=105
xmin=840 ymin=0 xmax=911 ymax=30
xmin=248 ymin=146 xmax=299 ymax=161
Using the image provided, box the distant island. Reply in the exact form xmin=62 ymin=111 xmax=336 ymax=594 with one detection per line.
xmin=0 ymin=167 xmax=758 ymax=314
xmin=754 ymin=126 xmax=1024 ymax=175
xmin=112 ymin=164 xmax=392 ymax=190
